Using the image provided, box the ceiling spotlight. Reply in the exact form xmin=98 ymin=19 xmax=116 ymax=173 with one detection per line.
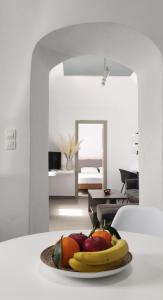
xmin=101 ymin=58 xmax=110 ymax=86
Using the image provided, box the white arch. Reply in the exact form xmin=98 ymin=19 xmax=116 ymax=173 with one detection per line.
xmin=30 ymin=22 xmax=163 ymax=234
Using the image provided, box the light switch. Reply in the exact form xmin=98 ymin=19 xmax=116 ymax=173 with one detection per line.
xmin=5 ymin=140 xmax=16 ymax=150
xmin=5 ymin=128 xmax=16 ymax=150
xmin=5 ymin=128 xmax=16 ymax=139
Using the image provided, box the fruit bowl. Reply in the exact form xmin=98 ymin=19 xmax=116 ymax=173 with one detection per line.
xmin=40 ymin=244 xmax=132 ymax=279
xmin=40 ymin=227 xmax=132 ymax=279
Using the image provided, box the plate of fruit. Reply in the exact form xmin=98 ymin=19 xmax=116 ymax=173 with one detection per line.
xmin=40 ymin=225 xmax=132 ymax=279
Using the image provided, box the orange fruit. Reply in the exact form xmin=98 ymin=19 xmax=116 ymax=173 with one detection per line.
xmin=92 ymin=230 xmax=112 ymax=247
xmin=61 ymin=236 xmax=80 ymax=267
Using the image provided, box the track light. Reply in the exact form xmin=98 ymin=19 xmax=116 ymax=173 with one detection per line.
xmin=101 ymin=58 xmax=110 ymax=86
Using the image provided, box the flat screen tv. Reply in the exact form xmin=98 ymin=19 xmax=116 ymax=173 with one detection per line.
xmin=49 ymin=152 xmax=61 ymax=170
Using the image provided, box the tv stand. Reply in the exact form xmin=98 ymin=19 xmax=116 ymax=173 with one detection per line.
xmin=48 ymin=170 xmax=75 ymax=196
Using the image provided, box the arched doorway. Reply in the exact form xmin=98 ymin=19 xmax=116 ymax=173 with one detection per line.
xmin=30 ymin=22 xmax=162 ymax=234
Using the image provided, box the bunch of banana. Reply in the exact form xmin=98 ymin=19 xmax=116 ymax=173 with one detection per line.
xmin=69 ymin=238 xmax=128 ymax=272
xmin=69 ymin=256 xmax=125 ymax=272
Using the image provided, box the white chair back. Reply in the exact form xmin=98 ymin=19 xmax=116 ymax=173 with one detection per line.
xmin=112 ymin=205 xmax=163 ymax=237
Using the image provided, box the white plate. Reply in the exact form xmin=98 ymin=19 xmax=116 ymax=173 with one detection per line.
xmin=40 ymin=245 xmax=132 ymax=279
xmin=40 ymin=259 xmax=131 ymax=279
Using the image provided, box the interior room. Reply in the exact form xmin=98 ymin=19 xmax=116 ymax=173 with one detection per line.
xmin=77 ymin=122 xmax=105 ymax=196
xmin=1 ymin=2 xmax=163 ymax=297
xmin=48 ymin=55 xmax=138 ymax=231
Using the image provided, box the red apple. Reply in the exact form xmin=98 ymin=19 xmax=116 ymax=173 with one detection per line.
xmin=82 ymin=236 xmax=108 ymax=252
xmin=69 ymin=233 xmax=88 ymax=249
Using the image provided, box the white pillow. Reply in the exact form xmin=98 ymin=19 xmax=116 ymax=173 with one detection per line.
xmin=98 ymin=167 xmax=103 ymax=174
xmin=81 ymin=167 xmax=98 ymax=174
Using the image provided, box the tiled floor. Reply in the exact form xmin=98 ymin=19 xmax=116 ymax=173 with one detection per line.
xmin=49 ymin=196 xmax=92 ymax=231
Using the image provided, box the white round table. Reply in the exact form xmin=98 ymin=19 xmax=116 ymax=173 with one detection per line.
xmin=0 ymin=230 xmax=163 ymax=300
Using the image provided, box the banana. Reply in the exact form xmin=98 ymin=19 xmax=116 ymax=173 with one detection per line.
xmin=69 ymin=257 xmax=124 ymax=273
xmin=73 ymin=239 xmax=128 ymax=265
xmin=111 ymin=235 xmax=118 ymax=246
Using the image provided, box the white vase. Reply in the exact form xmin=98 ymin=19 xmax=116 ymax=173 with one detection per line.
xmin=66 ymin=157 xmax=73 ymax=170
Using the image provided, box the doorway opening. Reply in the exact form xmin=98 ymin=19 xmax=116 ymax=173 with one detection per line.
xmin=75 ymin=120 xmax=107 ymax=197
xmin=30 ymin=22 xmax=162 ymax=235
xmin=48 ymin=54 xmax=138 ymax=231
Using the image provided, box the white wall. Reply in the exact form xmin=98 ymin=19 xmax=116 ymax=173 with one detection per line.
xmin=78 ymin=124 xmax=103 ymax=160
xmin=49 ymin=74 xmax=138 ymax=190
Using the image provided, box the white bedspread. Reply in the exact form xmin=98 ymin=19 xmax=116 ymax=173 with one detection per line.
xmin=78 ymin=172 xmax=103 ymax=184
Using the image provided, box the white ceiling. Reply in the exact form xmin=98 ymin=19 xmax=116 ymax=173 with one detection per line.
xmin=63 ymin=55 xmax=132 ymax=76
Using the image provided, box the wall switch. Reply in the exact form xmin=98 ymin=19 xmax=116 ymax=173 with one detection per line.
xmin=5 ymin=140 xmax=16 ymax=150
xmin=4 ymin=128 xmax=16 ymax=150
xmin=5 ymin=128 xmax=16 ymax=139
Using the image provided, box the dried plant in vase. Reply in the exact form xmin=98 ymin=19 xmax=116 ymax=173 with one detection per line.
xmin=57 ymin=135 xmax=82 ymax=170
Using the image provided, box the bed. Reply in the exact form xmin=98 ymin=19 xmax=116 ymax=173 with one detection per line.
xmin=78 ymin=159 xmax=103 ymax=190
xmin=78 ymin=172 xmax=103 ymax=189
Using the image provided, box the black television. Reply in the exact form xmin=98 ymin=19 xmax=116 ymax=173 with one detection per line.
xmin=48 ymin=152 xmax=61 ymax=170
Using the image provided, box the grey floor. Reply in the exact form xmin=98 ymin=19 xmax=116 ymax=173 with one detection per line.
xmin=49 ymin=196 xmax=92 ymax=231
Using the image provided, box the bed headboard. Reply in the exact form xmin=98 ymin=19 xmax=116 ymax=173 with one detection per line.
xmin=77 ymin=159 xmax=102 ymax=172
